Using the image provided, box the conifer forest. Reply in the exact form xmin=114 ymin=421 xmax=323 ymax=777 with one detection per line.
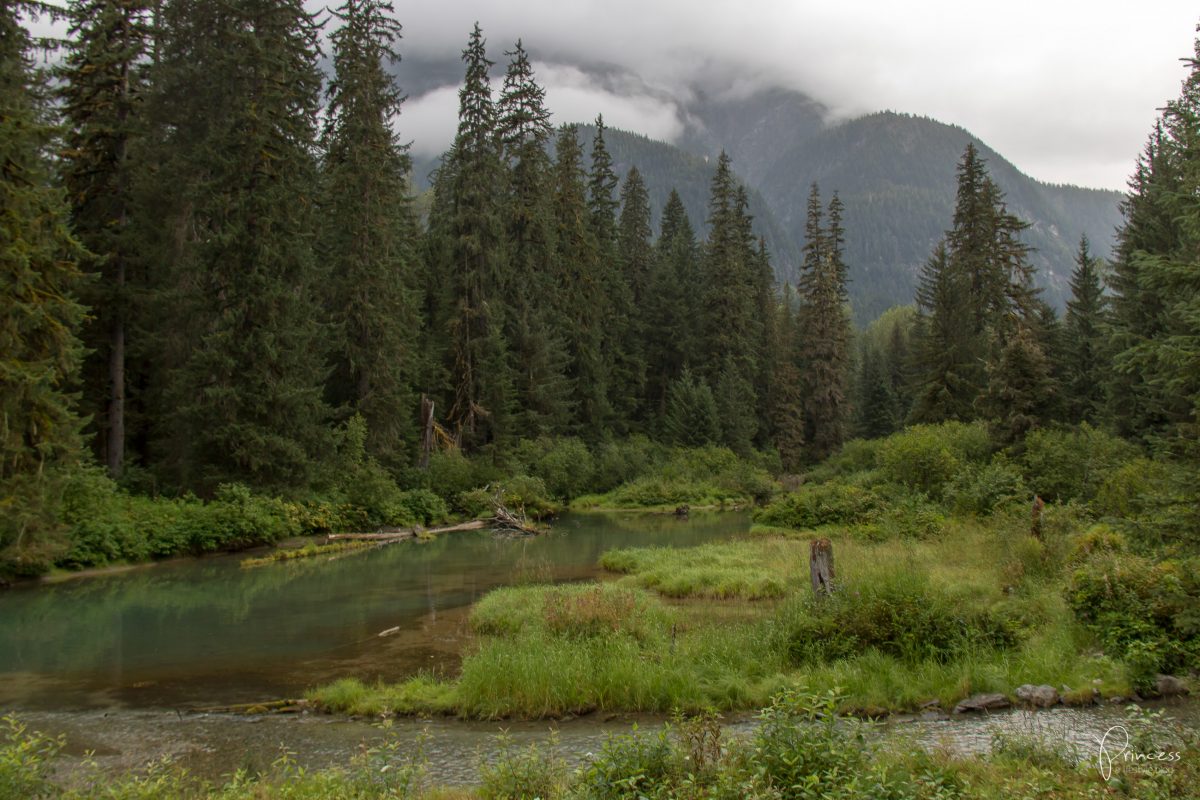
xmin=2 ymin=2 xmax=1200 ymax=798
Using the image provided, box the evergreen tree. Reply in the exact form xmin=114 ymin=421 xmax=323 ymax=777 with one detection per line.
xmin=796 ymin=185 xmax=852 ymax=461
xmin=58 ymin=0 xmax=152 ymax=478
xmin=1109 ymin=34 xmax=1200 ymax=453
xmin=551 ymin=124 xmax=608 ymax=438
xmin=699 ymin=152 xmax=759 ymax=447
xmin=662 ymin=368 xmax=720 ymax=447
xmin=588 ymin=116 xmax=633 ymax=434
xmin=644 ymin=189 xmax=698 ymax=420
xmin=770 ymin=284 xmax=806 ymax=470
xmin=854 ymin=344 xmax=899 ymax=439
xmin=910 ymin=242 xmax=974 ymax=422
xmin=146 ymin=0 xmax=332 ymax=489
xmin=437 ymin=23 xmax=511 ymax=449
xmin=616 ymin=165 xmax=653 ymax=424
xmin=1 ymin=2 xmax=88 ymax=571
xmin=1062 ymin=235 xmax=1107 ymax=424
xmin=320 ymin=0 xmax=421 ymax=466
xmin=982 ymin=323 xmax=1056 ymax=447
xmin=496 ymin=40 xmax=572 ymax=438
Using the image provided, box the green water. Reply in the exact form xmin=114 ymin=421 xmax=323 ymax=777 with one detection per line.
xmin=0 ymin=511 xmax=749 ymax=710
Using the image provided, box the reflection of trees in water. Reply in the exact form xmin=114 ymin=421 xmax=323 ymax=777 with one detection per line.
xmin=0 ymin=513 xmax=749 ymax=692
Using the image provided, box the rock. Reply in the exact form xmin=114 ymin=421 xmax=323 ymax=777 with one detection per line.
xmin=1015 ymin=684 xmax=1059 ymax=708
xmin=953 ymin=693 xmax=1010 ymax=714
xmin=1155 ymin=674 xmax=1190 ymax=697
xmin=919 ymin=698 xmax=941 ymax=709
xmin=919 ymin=711 xmax=950 ymax=722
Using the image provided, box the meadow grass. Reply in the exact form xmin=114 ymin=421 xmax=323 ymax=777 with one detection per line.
xmin=598 ymin=540 xmax=804 ymax=599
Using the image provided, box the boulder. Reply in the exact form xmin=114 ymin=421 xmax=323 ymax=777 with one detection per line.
xmin=1015 ymin=684 xmax=1060 ymax=708
xmin=1155 ymin=674 xmax=1190 ymax=697
xmin=953 ymin=693 xmax=1010 ymax=714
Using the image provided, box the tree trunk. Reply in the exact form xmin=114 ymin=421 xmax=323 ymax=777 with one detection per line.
xmin=418 ymin=394 xmax=434 ymax=469
xmin=810 ymin=537 xmax=835 ymax=596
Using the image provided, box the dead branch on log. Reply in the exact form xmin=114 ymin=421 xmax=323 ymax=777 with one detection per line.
xmin=326 ymin=519 xmax=487 ymax=542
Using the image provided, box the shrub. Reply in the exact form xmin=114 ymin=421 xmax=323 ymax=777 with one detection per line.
xmin=1021 ymin=424 xmax=1139 ymax=503
xmin=590 ymin=436 xmax=663 ymax=493
xmin=1066 ymin=551 xmax=1200 ymax=687
xmin=423 ymin=450 xmax=499 ymax=509
xmin=753 ymin=482 xmax=883 ymax=530
xmin=512 ymin=437 xmax=595 ymax=501
xmin=782 ymin=569 xmax=1017 ymax=664
xmin=876 ymin=422 xmax=991 ymax=499
xmin=459 ymin=475 xmax=561 ymax=520
xmin=479 ymin=735 xmax=567 ymax=800
xmin=0 ymin=715 xmax=62 ymax=799
xmin=946 ymin=461 xmax=1029 ymax=516
xmin=574 ymin=727 xmax=678 ymax=800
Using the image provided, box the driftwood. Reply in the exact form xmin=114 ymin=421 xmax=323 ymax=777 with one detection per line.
xmin=190 ymin=699 xmax=306 ymax=715
xmin=327 ymin=519 xmax=487 ymax=542
xmin=810 ymin=538 xmax=835 ymax=597
xmin=1031 ymin=495 xmax=1045 ymax=540
xmin=490 ymin=498 xmax=542 ymax=536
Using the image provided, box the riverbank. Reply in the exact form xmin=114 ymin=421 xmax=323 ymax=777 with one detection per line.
xmin=310 ymin=423 xmax=1199 ymax=721
xmin=6 ymin=694 xmax=1198 ymax=798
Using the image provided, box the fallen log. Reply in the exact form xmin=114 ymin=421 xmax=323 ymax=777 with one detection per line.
xmin=190 ymin=699 xmax=307 ymax=715
xmin=326 ymin=519 xmax=487 ymax=542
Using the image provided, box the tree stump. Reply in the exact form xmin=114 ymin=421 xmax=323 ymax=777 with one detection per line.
xmin=810 ymin=538 xmax=835 ymax=596
xmin=418 ymin=395 xmax=435 ymax=470
xmin=1031 ymin=495 xmax=1045 ymax=540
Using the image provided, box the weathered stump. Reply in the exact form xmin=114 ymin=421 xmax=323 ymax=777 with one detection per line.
xmin=418 ymin=395 xmax=435 ymax=470
xmin=1031 ymin=495 xmax=1045 ymax=539
xmin=810 ymin=538 xmax=835 ymax=596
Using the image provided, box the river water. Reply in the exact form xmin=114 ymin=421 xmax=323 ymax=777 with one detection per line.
xmin=1 ymin=510 xmax=1195 ymax=786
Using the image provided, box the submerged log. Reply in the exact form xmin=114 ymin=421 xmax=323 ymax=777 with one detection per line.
xmin=810 ymin=538 xmax=835 ymax=597
xmin=327 ymin=519 xmax=487 ymax=542
xmin=190 ymin=698 xmax=307 ymax=715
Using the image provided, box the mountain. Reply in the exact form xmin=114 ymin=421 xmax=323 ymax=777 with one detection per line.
xmin=408 ymin=80 xmax=1124 ymax=325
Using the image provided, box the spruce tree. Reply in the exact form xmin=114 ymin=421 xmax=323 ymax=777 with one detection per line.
xmin=1063 ymin=235 xmax=1107 ymax=424
xmin=854 ymin=344 xmax=899 ymax=439
xmin=982 ymin=323 xmax=1056 ymax=447
xmin=320 ymin=0 xmax=421 ymax=467
xmin=910 ymin=242 xmax=974 ymax=422
xmin=770 ymin=284 xmax=806 ymax=470
xmin=58 ymin=0 xmax=152 ymax=478
xmin=1 ymin=2 xmax=88 ymax=572
xmin=644 ymin=189 xmax=698 ymax=420
xmin=437 ymin=23 xmax=511 ymax=449
xmin=551 ymin=124 xmax=608 ymax=438
xmin=146 ymin=0 xmax=332 ymax=489
xmin=796 ymin=185 xmax=852 ymax=461
xmin=495 ymin=40 xmax=572 ymax=439
xmin=616 ymin=165 xmax=653 ymax=425
xmin=663 ymin=368 xmax=720 ymax=447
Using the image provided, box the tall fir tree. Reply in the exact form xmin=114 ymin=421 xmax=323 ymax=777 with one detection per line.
xmin=551 ymin=124 xmax=608 ymax=438
xmin=616 ymin=165 xmax=653 ymax=426
xmin=320 ymin=0 xmax=421 ymax=467
xmin=910 ymin=241 xmax=975 ymax=422
xmin=644 ymin=189 xmax=699 ymax=420
xmin=58 ymin=0 xmax=152 ymax=478
xmin=146 ymin=0 xmax=332 ymax=490
xmin=770 ymin=284 xmax=806 ymax=470
xmin=436 ymin=23 xmax=511 ymax=450
xmin=496 ymin=40 xmax=571 ymax=438
xmin=796 ymin=185 xmax=852 ymax=461
xmin=1 ymin=2 xmax=88 ymax=572
xmin=1063 ymin=235 xmax=1108 ymax=424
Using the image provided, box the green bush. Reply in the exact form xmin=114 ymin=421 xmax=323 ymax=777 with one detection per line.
xmin=423 ymin=451 xmax=500 ymax=511
xmin=0 ymin=715 xmax=62 ymax=799
xmin=459 ymin=475 xmax=561 ymax=520
xmin=753 ymin=482 xmax=883 ymax=530
xmin=782 ymin=570 xmax=1017 ymax=664
xmin=574 ymin=726 xmax=678 ymax=800
xmin=479 ymin=735 xmax=567 ymax=800
xmin=1021 ymin=424 xmax=1139 ymax=503
xmin=1066 ymin=551 xmax=1200 ymax=687
xmin=511 ymin=437 xmax=595 ymax=501
xmin=876 ymin=422 xmax=991 ymax=499
xmin=590 ymin=436 xmax=663 ymax=493
xmin=946 ymin=461 xmax=1029 ymax=516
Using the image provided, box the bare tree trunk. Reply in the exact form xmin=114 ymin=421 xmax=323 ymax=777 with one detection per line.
xmin=418 ymin=395 xmax=434 ymax=469
xmin=1031 ymin=495 xmax=1045 ymax=540
xmin=810 ymin=538 xmax=835 ymax=596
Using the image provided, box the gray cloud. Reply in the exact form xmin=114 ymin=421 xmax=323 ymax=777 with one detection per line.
xmin=387 ymin=0 xmax=1198 ymax=189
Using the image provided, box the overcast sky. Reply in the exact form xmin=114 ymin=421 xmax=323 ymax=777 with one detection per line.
xmin=388 ymin=1 xmax=1198 ymax=190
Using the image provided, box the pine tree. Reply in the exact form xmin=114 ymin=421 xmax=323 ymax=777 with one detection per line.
xmin=1 ymin=2 xmax=88 ymax=572
xmin=1063 ymin=236 xmax=1107 ymax=424
xmin=58 ymin=0 xmax=152 ymax=478
xmin=662 ymin=368 xmax=720 ymax=447
xmin=551 ymin=124 xmax=608 ymax=438
xmin=146 ymin=0 xmax=333 ymax=489
xmin=587 ymin=116 xmax=632 ymax=435
xmin=437 ymin=23 xmax=511 ymax=449
xmin=320 ymin=0 xmax=421 ymax=467
xmin=770 ymin=285 xmax=806 ymax=470
xmin=982 ymin=323 xmax=1056 ymax=447
xmin=699 ymin=152 xmax=760 ymax=448
xmin=616 ymin=165 xmax=653 ymax=425
xmin=796 ymin=185 xmax=852 ymax=461
xmin=854 ymin=344 xmax=899 ymax=439
xmin=910 ymin=241 xmax=975 ymax=422
xmin=644 ymin=189 xmax=698 ymax=420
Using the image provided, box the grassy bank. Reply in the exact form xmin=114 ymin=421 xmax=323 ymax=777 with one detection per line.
xmin=311 ymin=422 xmax=1199 ymax=720
xmin=5 ymin=695 xmax=1198 ymax=800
